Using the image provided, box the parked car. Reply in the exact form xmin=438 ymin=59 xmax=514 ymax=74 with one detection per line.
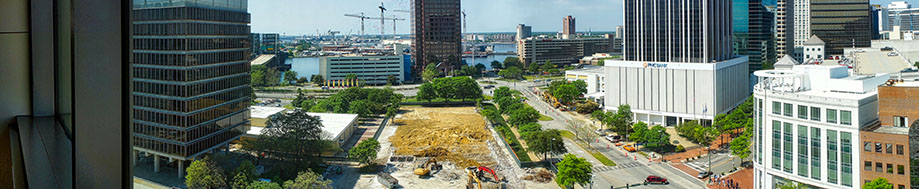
xmin=623 ymin=145 xmax=636 ymax=152
xmin=483 ymin=85 xmax=495 ymax=89
xmin=594 ymin=129 xmax=606 ymax=136
xmin=697 ymin=171 xmax=713 ymax=179
xmin=605 ymin=135 xmax=621 ymax=143
xmin=902 ymin=68 xmax=918 ymax=73
xmin=888 ymin=52 xmax=899 ymax=56
xmin=644 ymin=175 xmax=669 ymax=185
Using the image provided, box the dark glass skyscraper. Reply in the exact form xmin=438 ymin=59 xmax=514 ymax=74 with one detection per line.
xmin=810 ymin=0 xmax=871 ymax=55
xmin=623 ymin=0 xmax=734 ymax=63
xmin=734 ymin=0 xmax=776 ymax=71
xmin=132 ymin=0 xmax=251 ymax=175
xmin=411 ymin=0 xmax=462 ymax=77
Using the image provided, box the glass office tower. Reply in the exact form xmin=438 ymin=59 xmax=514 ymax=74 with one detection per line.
xmin=623 ymin=0 xmax=734 ymax=63
xmin=810 ymin=0 xmax=871 ymax=55
xmin=734 ymin=0 xmax=776 ymax=71
xmin=131 ymin=0 xmax=251 ymax=174
xmin=411 ymin=0 xmax=462 ymax=77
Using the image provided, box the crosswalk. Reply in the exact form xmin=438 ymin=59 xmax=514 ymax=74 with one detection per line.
xmin=684 ymin=154 xmax=733 ymax=172
xmin=593 ymin=162 xmax=647 ymax=173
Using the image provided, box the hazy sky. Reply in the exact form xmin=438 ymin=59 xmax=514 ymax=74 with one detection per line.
xmin=249 ymin=0 xmax=915 ymax=35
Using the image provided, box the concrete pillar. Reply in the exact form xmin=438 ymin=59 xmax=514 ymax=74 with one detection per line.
xmin=178 ymin=160 xmax=184 ymax=178
xmin=132 ymin=150 xmax=137 ymax=167
xmin=153 ymin=155 xmax=160 ymax=173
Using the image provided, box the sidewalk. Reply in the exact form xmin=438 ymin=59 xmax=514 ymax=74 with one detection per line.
xmin=708 ymin=167 xmax=753 ymax=189
xmin=663 ymin=128 xmax=741 ymax=163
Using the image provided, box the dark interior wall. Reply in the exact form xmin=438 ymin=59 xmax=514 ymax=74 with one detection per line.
xmin=0 ymin=0 xmax=33 ymax=187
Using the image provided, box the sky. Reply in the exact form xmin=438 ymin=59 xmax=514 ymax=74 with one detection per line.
xmin=249 ymin=0 xmax=916 ymax=35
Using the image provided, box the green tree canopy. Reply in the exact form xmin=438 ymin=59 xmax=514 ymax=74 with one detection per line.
xmin=490 ymin=60 xmax=503 ymax=70
xmin=422 ymin=63 xmax=442 ymax=82
xmin=349 ymin=138 xmax=381 ymax=165
xmin=730 ymin=134 xmax=752 ymax=161
xmin=508 ymin=106 xmax=540 ymax=126
xmin=344 ymin=73 xmax=359 ymax=80
xmin=503 ymin=57 xmax=521 ymax=68
xmin=610 ymin=105 xmax=634 ymax=137
xmin=863 ymin=177 xmax=893 ymax=189
xmin=571 ymin=80 xmax=588 ymax=94
xmin=629 ymin=121 xmax=649 ymax=142
xmin=498 ymin=66 xmax=523 ymax=79
xmin=186 ymin=157 xmax=227 ymax=189
xmin=554 ymin=84 xmax=579 ymax=104
xmin=556 ymin=154 xmax=593 ymax=187
xmin=526 ymin=129 xmax=567 ymax=160
xmin=474 ymin=63 xmax=487 ymax=72
xmin=493 ymin=87 xmax=512 ymax=99
xmin=311 ymin=74 xmax=325 ymax=85
xmin=246 ymin=181 xmax=282 ymax=189
xmin=416 ymin=83 xmax=437 ymax=102
xmin=518 ymin=122 xmax=543 ymax=139
xmin=528 ymin=62 xmax=541 ymax=73
xmin=242 ymin=110 xmax=340 ymax=178
xmin=387 ymin=75 xmax=399 ymax=85
xmin=282 ymin=171 xmax=333 ymax=189
xmin=284 ymin=70 xmax=299 ymax=85
xmin=644 ymin=125 xmax=670 ymax=149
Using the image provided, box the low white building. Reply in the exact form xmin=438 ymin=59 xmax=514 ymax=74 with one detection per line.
xmin=752 ymin=58 xmax=889 ymax=188
xmin=603 ymin=56 xmax=750 ymax=126
xmin=245 ymin=106 xmax=359 ymax=147
xmin=565 ymin=66 xmax=606 ymax=105
xmin=803 ymin=35 xmax=825 ymax=63
xmin=319 ymin=54 xmax=405 ymax=85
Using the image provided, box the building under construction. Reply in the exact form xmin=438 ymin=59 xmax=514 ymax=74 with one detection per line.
xmin=411 ymin=0 xmax=462 ymax=78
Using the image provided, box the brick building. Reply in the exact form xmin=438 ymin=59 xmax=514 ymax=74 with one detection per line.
xmin=860 ymin=80 xmax=919 ymax=189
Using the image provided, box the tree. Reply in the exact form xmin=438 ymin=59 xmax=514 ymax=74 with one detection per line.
xmin=452 ymin=77 xmax=482 ymax=102
xmin=528 ymin=62 xmax=541 ymax=73
xmin=349 ymin=138 xmax=381 ymax=165
xmin=246 ymin=181 xmax=282 ymax=189
xmin=571 ymin=80 xmax=588 ymax=94
xmin=730 ymin=134 xmax=752 ymax=163
xmin=610 ymin=105 xmax=634 ymax=137
xmin=565 ymin=119 xmax=594 ymax=143
xmin=186 ymin=157 xmax=227 ymax=189
xmin=251 ymin=69 xmax=267 ymax=86
xmin=459 ymin=65 xmax=478 ymax=76
xmin=864 ymin=177 xmax=893 ymax=189
xmin=311 ymin=75 xmax=325 ymax=86
xmin=349 ymin=100 xmax=373 ymax=117
xmin=282 ymin=171 xmax=332 ymax=189
xmin=518 ymin=122 xmax=543 ymax=139
xmin=498 ymin=66 xmax=523 ymax=79
xmin=234 ymin=161 xmax=257 ymax=183
xmin=474 ymin=63 xmax=487 ymax=72
xmin=232 ymin=172 xmax=251 ymax=189
xmin=541 ymin=60 xmax=555 ymax=73
xmin=526 ymin=129 xmax=567 ymax=160
xmin=387 ymin=75 xmax=399 ymax=85
xmin=575 ymin=101 xmax=599 ymax=114
xmin=914 ymin=61 xmax=919 ymax=68
xmin=344 ymin=73 xmax=359 ymax=80
xmin=422 ymin=63 xmax=442 ymax=82
xmin=493 ymin=87 xmax=512 ymax=99
xmin=416 ymin=83 xmax=437 ymax=102
xmin=297 ymin=77 xmax=309 ymax=84
xmin=554 ymin=84 xmax=579 ymax=104
xmin=242 ymin=110 xmax=340 ymax=178
xmin=284 ymin=70 xmax=299 ymax=85
xmin=508 ymin=107 xmax=540 ymax=126
xmin=644 ymin=125 xmax=670 ymax=150
xmin=629 ymin=122 xmax=649 ymax=142
xmin=490 ymin=60 xmax=503 ymax=70
xmin=503 ymin=57 xmax=521 ymax=68
xmin=556 ymin=154 xmax=593 ymax=187
xmin=778 ymin=181 xmax=808 ymax=189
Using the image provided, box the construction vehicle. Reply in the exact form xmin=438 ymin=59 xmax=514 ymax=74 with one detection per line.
xmin=541 ymin=92 xmax=564 ymax=109
xmin=413 ymin=158 xmax=441 ymax=177
xmin=466 ymin=166 xmax=502 ymax=189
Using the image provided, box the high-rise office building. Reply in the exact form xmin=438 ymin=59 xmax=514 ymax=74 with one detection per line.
xmin=871 ymin=5 xmax=888 ymax=39
xmin=776 ymin=0 xmax=795 ymax=59
xmin=888 ymin=1 xmax=919 ymax=31
xmin=562 ymin=15 xmax=576 ymax=39
xmin=615 ymin=25 xmax=624 ymax=39
xmin=734 ymin=0 xmax=776 ymax=72
xmin=810 ymin=0 xmax=871 ymax=56
xmin=516 ymin=24 xmax=532 ymax=41
xmin=606 ymin=0 xmax=749 ymax=126
xmin=517 ymin=37 xmax=614 ymax=66
xmin=411 ymin=0 xmax=462 ymax=77
xmin=132 ymin=0 xmax=251 ymax=177
xmin=792 ymin=0 xmax=810 ymax=60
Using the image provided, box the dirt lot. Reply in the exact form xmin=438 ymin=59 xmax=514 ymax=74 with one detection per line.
xmin=388 ymin=106 xmax=494 ymax=167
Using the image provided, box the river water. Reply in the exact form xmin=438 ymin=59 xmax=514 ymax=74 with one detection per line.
xmin=285 ymin=43 xmax=517 ymax=81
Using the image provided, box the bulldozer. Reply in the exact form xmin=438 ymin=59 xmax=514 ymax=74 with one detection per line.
xmin=413 ymin=158 xmax=441 ymax=177
xmin=466 ymin=166 xmax=503 ymax=189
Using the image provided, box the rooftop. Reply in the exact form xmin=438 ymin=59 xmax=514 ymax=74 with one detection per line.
xmin=565 ymin=66 xmax=604 ymax=75
xmin=804 ymin=35 xmax=825 ymax=45
xmin=247 ymin=106 xmax=359 ymax=140
xmin=754 ymin=64 xmax=890 ymax=99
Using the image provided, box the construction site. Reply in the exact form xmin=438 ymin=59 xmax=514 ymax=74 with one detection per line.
xmin=359 ymin=106 xmax=526 ymax=189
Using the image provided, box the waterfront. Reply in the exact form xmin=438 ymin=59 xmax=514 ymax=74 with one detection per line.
xmin=286 ymin=43 xmax=518 ymax=82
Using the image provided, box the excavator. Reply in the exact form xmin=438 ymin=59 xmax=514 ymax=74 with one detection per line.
xmin=413 ymin=158 xmax=441 ymax=177
xmin=541 ymin=92 xmax=566 ymax=110
xmin=465 ymin=166 xmax=501 ymax=189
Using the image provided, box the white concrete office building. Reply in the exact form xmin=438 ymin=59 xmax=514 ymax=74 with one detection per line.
xmin=565 ymin=66 xmax=606 ymax=105
xmin=609 ymin=0 xmax=749 ymax=126
xmin=752 ymin=59 xmax=890 ymax=188
xmin=319 ymin=55 xmax=405 ymax=84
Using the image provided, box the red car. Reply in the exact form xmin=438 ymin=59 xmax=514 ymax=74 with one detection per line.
xmin=644 ymin=175 xmax=669 ymax=185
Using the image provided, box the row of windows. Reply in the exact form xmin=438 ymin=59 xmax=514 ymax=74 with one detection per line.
xmin=133 ymin=50 xmax=248 ymax=66
xmin=863 ymin=141 xmax=906 ymax=155
xmin=134 ymin=6 xmax=250 ymax=23
xmin=134 ymin=62 xmax=249 ymax=82
xmin=330 ymin=62 xmax=401 ymax=66
xmin=133 ymin=125 xmax=244 ymax=158
xmin=133 ymin=75 xmax=248 ymax=97
xmin=134 ymin=37 xmax=249 ymax=51
xmin=134 ymin=111 xmax=247 ymax=143
xmin=770 ymin=119 xmax=852 ymax=186
xmin=134 ymin=22 xmax=250 ymax=36
xmin=330 ymin=66 xmax=400 ymax=70
xmin=864 ymin=161 xmax=907 ymax=175
xmin=772 ymin=101 xmax=852 ymax=125
xmin=133 ymin=87 xmax=250 ymax=112
xmin=329 ymin=58 xmax=399 ymax=62
xmin=134 ymin=100 xmax=248 ymax=127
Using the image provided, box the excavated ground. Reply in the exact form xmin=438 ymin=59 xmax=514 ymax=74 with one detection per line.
xmin=388 ymin=106 xmax=495 ymax=168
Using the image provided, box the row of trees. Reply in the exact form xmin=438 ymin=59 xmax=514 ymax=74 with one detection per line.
xmin=251 ymin=65 xmax=281 ymax=87
xmin=493 ymin=87 xmax=540 ymax=126
xmin=629 ymin=122 xmax=672 ymax=151
xmin=416 ymin=77 xmax=483 ymax=102
xmin=305 ymin=87 xmax=404 ymax=117
xmin=186 ymin=157 xmax=333 ymax=189
xmin=490 ymin=86 xmax=566 ymax=160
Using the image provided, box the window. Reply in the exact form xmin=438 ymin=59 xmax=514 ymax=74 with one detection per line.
xmin=828 ymin=130 xmax=839 ymax=184
xmin=900 ymin=185 xmax=905 ymax=189
xmin=876 ymin=143 xmax=882 ymax=153
xmin=784 ymin=122 xmax=793 ymax=173
xmin=810 ymin=107 xmax=820 ymax=121
xmin=897 ymin=145 xmax=904 ymax=155
xmin=864 ymin=142 xmax=871 ymax=152
xmin=886 ymin=143 xmax=893 ymax=154
xmin=773 ymin=121 xmax=782 ymax=169
xmin=784 ymin=103 xmax=793 ymax=117
xmin=865 ymin=161 xmax=872 ymax=171
xmin=876 ymin=162 xmax=883 ymax=173
xmin=798 ymin=125 xmax=808 ymax=177
xmin=888 ymin=163 xmax=894 ymax=174
xmin=773 ymin=102 xmax=782 ymax=115
xmin=827 ymin=109 xmax=838 ymax=123
xmin=898 ymin=165 xmax=905 ymax=175
xmin=798 ymin=105 xmax=808 ymax=119
xmin=894 ymin=116 xmax=908 ymax=127
xmin=840 ymin=110 xmax=852 ymax=125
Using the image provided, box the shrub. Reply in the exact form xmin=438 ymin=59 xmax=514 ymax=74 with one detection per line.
xmin=676 ymin=145 xmax=686 ymax=152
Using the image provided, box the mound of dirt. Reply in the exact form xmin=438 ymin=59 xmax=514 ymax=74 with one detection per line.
xmin=389 ymin=107 xmax=494 ymax=167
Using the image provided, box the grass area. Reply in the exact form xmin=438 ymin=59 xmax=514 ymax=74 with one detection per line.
xmin=283 ymin=104 xmax=295 ymax=110
xmin=482 ymin=103 xmax=532 ymax=162
xmin=403 ymin=97 xmax=478 ymax=103
xmin=524 ymin=75 xmax=564 ymax=81
xmin=560 ymin=130 xmax=576 ymax=139
xmin=496 ymin=78 xmax=521 ymax=82
xmin=538 ymin=114 xmax=554 ymax=121
xmin=482 ymin=95 xmax=494 ymax=101
xmin=590 ymin=152 xmax=617 ymax=166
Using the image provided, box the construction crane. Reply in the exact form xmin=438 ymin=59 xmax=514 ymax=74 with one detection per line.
xmin=344 ymin=13 xmax=369 ymax=38
xmin=379 ymin=2 xmax=387 ymax=41
xmin=393 ymin=9 xmax=411 ymax=13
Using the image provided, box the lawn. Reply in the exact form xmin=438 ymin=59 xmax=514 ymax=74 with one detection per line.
xmin=590 ymin=151 xmax=617 ymax=166
xmin=538 ymin=114 xmax=554 ymax=121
